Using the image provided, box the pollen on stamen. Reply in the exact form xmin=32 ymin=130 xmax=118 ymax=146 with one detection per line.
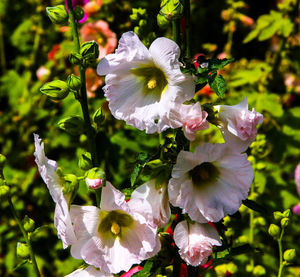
xmin=147 ymin=78 xmax=157 ymax=89
xmin=111 ymin=222 xmax=121 ymax=235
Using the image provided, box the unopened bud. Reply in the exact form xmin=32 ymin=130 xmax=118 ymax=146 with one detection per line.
xmin=22 ymin=215 xmax=35 ymax=233
xmin=93 ymin=108 xmax=105 ymax=126
xmin=273 ymin=211 xmax=285 ymax=221
xmin=227 ymin=262 xmax=238 ymax=274
xmin=253 ymin=217 xmax=266 ymax=227
xmin=134 ymin=26 xmax=141 ymax=36
xmin=253 ymin=265 xmax=266 ymax=276
xmin=80 ymin=41 xmax=99 ymax=62
xmin=78 ymin=152 xmax=93 ymax=171
xmin=63 ymin=174 xmax=78 ymax=194
xmin=46 ymin=5 xmax=68 ymax=25
xmin=0 ymin=185 xmax=10 ymax=200
xmin=69 ymin=53 xmax=83 ymax=65
xmin=159 ymin=0 xmax=184 ymax=21
xmin=74 ymin=6 xmax=85 ymax=21
xmin=157 ymin=14 xmax=169 ymax=28
xmin=86 ymin=167 xmax=106 ymax=189
xmin=281 ymin=218 xmax=289 ymax=228
xmin=283 ymin=249 xmax=296 ymax=262
xmin=139 ymin=19 xmax=147 ymax=27
xmin=40 ymin=80 xmax=69 ymax=100
xmin=268 ymin=224 xmax=281 ymax=239
xmin=17 ymin=242 xmax=30 ymax=259
xmin=283 ymin=209 xmax=291 ymax=218
xmin=0 ymin=154 xmax=6 ymax=168
xmin=58 ymin=116 xmax=85 ymax=136
xmin=67 ymin=74 xmax=82 ymax=91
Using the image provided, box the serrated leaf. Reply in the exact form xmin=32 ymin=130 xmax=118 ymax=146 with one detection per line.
xmin=130 ymin=165 xmax=141 ymax=187
xmin=209 ymin=75 xmax=226 ymax=97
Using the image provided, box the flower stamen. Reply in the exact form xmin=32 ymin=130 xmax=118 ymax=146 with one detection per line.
xmin=111 ymin=222 xmax=121 ymax=235
xmin=147 ymin=78 xmax=157 ymax=89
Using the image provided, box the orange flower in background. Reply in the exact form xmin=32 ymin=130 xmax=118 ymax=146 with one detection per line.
xmin=85 ymin=68 xmax=103 ymax=98
xmin=80 ymin=20 xmax=117 ymax=59
xmin=83 ymin=0 xmax=102 ymax=16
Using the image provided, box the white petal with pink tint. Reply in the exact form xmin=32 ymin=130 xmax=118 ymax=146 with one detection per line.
xmin=65 ymin=265 xmax=113 ymax=277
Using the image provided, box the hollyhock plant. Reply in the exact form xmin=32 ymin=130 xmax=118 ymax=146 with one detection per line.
xmin=33 ymin=134 xmax=77 ymax=248
xmin=66 ymin=266 xmax=113 ymax=277
xmin=169 ymin=102 xmax=209 ymax=141
xmin=174 ymin=220 xmax=222 ymax=266
xmin=80 ymin=20 xmax=117 ymax=60
xmin=97 ymin=31 xmax=195 ymax=133
xmin=215 ymin=97 xmax=263 ymax=152
xmin=168 ymin=143 xmax=254 ymax=222
xmin=69 ymin=182 xmax=161 ymax=274
xmin=131 ymin=180 xmax=171 ymax=228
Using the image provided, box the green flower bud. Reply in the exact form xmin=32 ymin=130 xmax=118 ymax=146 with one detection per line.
xmin=227 ymin=262 xmax=238 ymax=274
xmin=78 ymin=152 xmax=93 ymax=171
xmin=129 ymin=13 xmax=139 ymax=21
xmin=63 ymin=174 xmax=78 ymax=195
xmin=58 ymin=116 xmax=85 ymax=136
xmin=246 ymin=264 xmax=254 ymax=272
xmin=93 ymin=108 xmax=105 ymax=126
xmin=69 ymin=53 xmax=83 ymax=65
xmin=0 ymin=185 xmax=10 ymax=200
xmin=17 ymin=242 xmax=30 ymax=259
xmin=159 ymin=0 xmax=184 ymax=21
xmin=283 ymin=249 xmax=296 ymax=262
xmin=67 ymin=74 xmax=82 ymax=91
xmin=86 ymin=167 xmax=106 ymax=189
xmin=0 ymin=154 xmax=7 ymax=168
xmin=46 ymin=5 xmax=69 ymax=25
xmin=268 ymin=224 xmax=281 ymax=239
xmin=40 ymin=80 xmax=69 ymax=100
xmin=74 ymin=6 xmax=85 ymax=21
xmin=22 ymin=215 xmax=35 ymax=233
xmin=139 ymin=19 xmax=147 ymax=27
xmin=253 ymin=217 xmax=266 ymax=227
xmin=253 ymin=265 xmax=266 ymax=276
xmin=281 ymin=218 xmax=289 ymax=228
xmin=157 ymin=14 xmax=169 ymax=28
xmin=223 ymin=215 xmax=231 ymax=226
xmin=273 ymin=211 xmax=285 ymax=221
xmin=80 ymin=41 xmax=99 ymax=62
xmin=134 ymin=26 xmax=141 ymax=36
xmin=283 ymin=209 xmax=291 ymax=218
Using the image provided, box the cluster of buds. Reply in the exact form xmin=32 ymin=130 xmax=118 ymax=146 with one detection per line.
xmin=69 ymin=41 xmax=99 ymax=68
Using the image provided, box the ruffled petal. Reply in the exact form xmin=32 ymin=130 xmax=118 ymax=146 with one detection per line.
xmin=65 ymin=266 xmax=113 ymax=277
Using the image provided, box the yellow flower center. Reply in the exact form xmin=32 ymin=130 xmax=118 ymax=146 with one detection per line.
xmin=110 ymin=222 xmax=121 ymax=235
xmin=147 ymin=78 xmax=157 ymax=89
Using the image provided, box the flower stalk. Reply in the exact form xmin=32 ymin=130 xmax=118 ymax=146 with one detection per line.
xmin=277 ymin=228 xmax=285 ymax=277
xmin=8 ymin=198 xmax=41 ymax=277
xmin=184 ymin=0 xmax=191 ymax=59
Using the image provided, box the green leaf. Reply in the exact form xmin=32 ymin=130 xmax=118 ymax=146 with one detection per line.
xmin=130 ymin=153 xmax=149 ymax=186
xmin=209 ymin=58 xmax=234 ymax=70
xmin=209 ymin=74 xmax=226 ymax=97
xmin=133 ymin=261 xmax=154 ymax=276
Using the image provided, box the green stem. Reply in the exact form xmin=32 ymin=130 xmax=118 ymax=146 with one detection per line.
xmin=249 ymin=184 xmax=255 ymax=268
xmin=66 ymin=0 xmax=99 ymax=167
xmin=184 ymin=0 xmax=191 ymax=59
xmin=277 ymin=229 xmax=285 ymax=277
xmin=0 ymin=15 xmax=6 ymax=74
xmin=172 ymin=20 xmax=180 ymax=45
xmin=8 ymin=198 xmax=41 ymax=277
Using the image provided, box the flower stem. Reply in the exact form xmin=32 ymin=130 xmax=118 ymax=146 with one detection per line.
xmin=8 ymin=198 xmax=41 ymax=277
xmin=66 ymin=0 xmax=99 ymax=167
xmin=277 ymin=229 xmax=285 ymax=277
xmin=0 ymin=15 xmax=6 ymax=75
xmin=184 ymin=0 xmax=191 ymax=59
xmin=172 ymin=20 xmax=180 ymax=45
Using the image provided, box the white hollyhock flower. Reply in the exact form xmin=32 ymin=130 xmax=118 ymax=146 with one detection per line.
xmin=97 ymin=31 xmax=195 ymax=133
xmin=169 ymin=102 xmax=209 ymax=141
xmin=65 ymin=266 xmax=113 ymax=277
xmin=174 ymin=220 xmax=221 ymax=266
xmin=70 ymin=182 xmax=161 ymax=274
xmin=131 ymin=180 xmax=171 ymax=228
xmin=215 ymin=97 xmax=263 ymax=152
xmin=34 ymin=134 xmax=77 ymax=248
xmin=168 ymin=143 xmax=254 ymax=222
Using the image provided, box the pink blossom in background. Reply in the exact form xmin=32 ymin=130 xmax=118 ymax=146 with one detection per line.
xmin=293 ymin=203 xmax=300 ymax=215
xmin=36 ymin=66 xmax=50 ymax=81
xmin=80 ymin=20 xmax=117 ymax=59
xmin=65 ymin=0 xmax=89 ymax=23
xmin=83 ymin=0 xmax=103 ymax=16
xmin=85 ymin=68 xmax=103 ymax=98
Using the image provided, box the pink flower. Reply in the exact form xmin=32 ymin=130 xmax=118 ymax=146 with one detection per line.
xmin=174 ymin=220 xmax=221 ymax=266
xmin=36 ymin=66 xmax=50 ymax=81
xmin=66 ymin=266 xmax=113 ymax=276
xmin=293 ymin=203 xmax=300 ymax=215
xmin=83 ymin=0 xmax=103 ymax=16
xmin=85 ymin=68 xmax=103 ymax=98
xmin=121 ymin=266 xmax=143 ymax=277
xmin=70 ymin=182 xmax=160 ymax=274
xmin=215 ymin=97 xmax=263 ymax=152
xmin=80 ymin=20 xmax=117 ymax=59
xmin=170 ymin=102 xmax=209 ymax=141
